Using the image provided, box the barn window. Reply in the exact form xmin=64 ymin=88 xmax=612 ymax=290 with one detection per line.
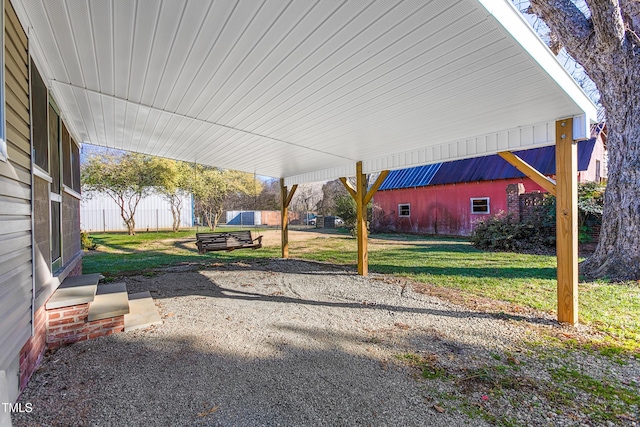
xmin=471 ymin=198 xmax=490 ymax=214
xmin=398 ymin=204 xmax=410 ymax=217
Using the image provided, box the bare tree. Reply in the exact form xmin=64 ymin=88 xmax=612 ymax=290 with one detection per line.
xmin=317 ymin=179 xmax=349 ymax=215
xmin=290 ymin=183 xmax=323 ymax=223
xmin=522 ymin=0 xmax=640 ymax=280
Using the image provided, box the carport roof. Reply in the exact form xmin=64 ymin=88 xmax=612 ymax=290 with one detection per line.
xmin=13 ymin=0 xmax=597 ymax=185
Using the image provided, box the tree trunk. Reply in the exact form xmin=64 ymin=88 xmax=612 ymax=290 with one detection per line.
xmin=212 ymin=206 xmax=224 ymax=232
xmin=528 ymin=0 xmax=640 ymax=280
xmin=581 ymin=68 xmax=640 ymax=280
xmin=204 ymin=209 xmax=214 ymax=230
xmin=117 ymin=203 xmax=136 ymax=235
xmin=170 ymin=195 xmax=182 ymax=233
xmin=126 ymin=217 xmax=136 ymax=236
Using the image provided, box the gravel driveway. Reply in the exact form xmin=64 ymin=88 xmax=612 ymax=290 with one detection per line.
xmin=13 ymin=259 xmax=640 ymax=426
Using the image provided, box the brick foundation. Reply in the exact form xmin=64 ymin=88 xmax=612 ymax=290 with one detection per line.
xmin=18 ymin=306 xmax=47 ymax=391
xmin=46 ymin=304 xmax=124 ymax=349
xmin=20 ymin=300 xmax=125 ymax=390
xmin=67 ymin=259 xmax=83 ymax=277
xmin=17 ymin=258 xmax=126 ymax=394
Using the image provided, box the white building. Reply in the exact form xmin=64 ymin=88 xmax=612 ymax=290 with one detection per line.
xmin=81 ymin=191 xmax=193 ymax=232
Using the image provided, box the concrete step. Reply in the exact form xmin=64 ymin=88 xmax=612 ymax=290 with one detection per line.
xmin=87 ymin=282 xmax=130 ymax=321
xmin=124 ymin=292 xmax=162 ymax=332
xmin=45 ymin=273 xmax=103 ymax=309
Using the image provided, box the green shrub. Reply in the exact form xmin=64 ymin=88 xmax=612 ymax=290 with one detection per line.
xmin=539 ymin=182 xmax=604 ymax=243
xmin=471 ymin=212 xmax=554 ymax=252
xmin=81 ymin=231 xmax=97 ymax=250
xmin=334 ymin=195 xmax=373 ymax=237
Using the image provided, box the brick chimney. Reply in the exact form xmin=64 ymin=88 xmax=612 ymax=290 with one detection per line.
xmin=506 ymin=183 xmax=525 ymax=220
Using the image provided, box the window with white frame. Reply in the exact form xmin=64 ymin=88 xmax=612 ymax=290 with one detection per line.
xmin=470 ymin=198 xmax=490 ymax=214
xmin=0 ymin=4 xmax=6 ymax=163
xmin=398 ymin=204 xmax=410 ymax=217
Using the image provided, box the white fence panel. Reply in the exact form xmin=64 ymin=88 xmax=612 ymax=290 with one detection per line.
xmin=81 ymin=191 xmax=193 ymax=232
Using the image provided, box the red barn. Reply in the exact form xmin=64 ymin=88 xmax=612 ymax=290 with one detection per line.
xmin=373 ymin=131 xmax=606 ymax=237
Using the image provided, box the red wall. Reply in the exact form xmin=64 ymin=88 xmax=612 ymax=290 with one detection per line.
xmin=373 ymin=178 xmax=547 ymax=236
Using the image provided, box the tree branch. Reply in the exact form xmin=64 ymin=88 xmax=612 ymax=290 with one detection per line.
xmin=619 ymin=0 xmax=640 ymax=45
xmin=585 ymin=0 xmax=626 ymax=50
xmin=529 ymin=0 xmax=597 ymax=67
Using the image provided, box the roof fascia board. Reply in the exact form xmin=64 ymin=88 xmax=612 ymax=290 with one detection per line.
xmin=476 ymin=0 xmax=597 ymax=123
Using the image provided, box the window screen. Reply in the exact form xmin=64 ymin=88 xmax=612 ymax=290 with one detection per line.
xmin=71 ymin=139 xmax=81 ymax=192
xmin=398 ymin=204 xmax=410 ymax=217
xmin=49 ymin=104 xmax=60 ymax=194
xmin=62 ymin=124 xmax=71 ymax=187
xmin=31 ymin=59 xmax=49 ymax=171
xmin=51 ymin=200 xmax=61 ymax=268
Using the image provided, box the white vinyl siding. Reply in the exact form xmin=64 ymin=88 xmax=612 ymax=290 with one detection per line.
xmin=0 ymin=0 xmax=32 ymax=401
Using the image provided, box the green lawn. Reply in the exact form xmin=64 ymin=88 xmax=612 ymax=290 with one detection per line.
xmin=83 ymin=229 xmax=639 ymax=353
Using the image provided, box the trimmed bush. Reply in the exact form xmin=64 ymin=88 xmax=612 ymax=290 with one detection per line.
xmin=471 ymin=212 xmax=554 ymax=253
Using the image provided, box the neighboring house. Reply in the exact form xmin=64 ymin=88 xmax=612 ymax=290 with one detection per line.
xmin=81 ymin=191 xmax=194 ymax=232
xmin=1 ymin=2 xmax=82 ymax=403
xmin=373 ymin=129 xmax=606 ymax=237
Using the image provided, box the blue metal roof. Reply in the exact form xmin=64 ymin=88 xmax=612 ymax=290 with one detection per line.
xmin=379 ymin=138 xmax=597 ymax=190
xmin=379 ymin=163 xmax=441 ymax=190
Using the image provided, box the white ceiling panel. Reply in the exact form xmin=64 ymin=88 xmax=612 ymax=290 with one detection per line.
xmin=14 ymin=0 xmax=597 ymax=184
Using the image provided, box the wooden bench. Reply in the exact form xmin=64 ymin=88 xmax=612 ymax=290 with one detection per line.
xmin=196 ymin=230 xmax=263 ymax=254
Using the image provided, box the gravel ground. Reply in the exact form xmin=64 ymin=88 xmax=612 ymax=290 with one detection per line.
xmin=13 ymin=259 xmax=640 ymax=426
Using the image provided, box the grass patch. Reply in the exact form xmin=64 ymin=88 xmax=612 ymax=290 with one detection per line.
xmin=82 ymin=230 xmax=639 ymax=352
xmin=549 ymin=366 xmax=640 ymax=423
xmin=395 ymin=353 xmax=448 ymax=380
xmin=83 ymin=229 xmax=278 ymax=276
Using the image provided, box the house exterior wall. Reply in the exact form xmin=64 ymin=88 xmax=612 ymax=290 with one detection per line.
xmin=578 ymin=135 xmax=607 ymax=183
xmin=0 ymin=0 xmax=84 ymax=403
xmin=373 ymin=178 xmax=547 ymax=236
xmin=0 ymin=0 xmax=33 ymax=403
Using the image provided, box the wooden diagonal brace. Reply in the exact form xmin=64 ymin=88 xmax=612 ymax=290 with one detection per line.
xmin=498 ymin=151 xmax=557 ymax=196
xmin=339 ymin=177 xmax=357 ymax=199
xmin=285 ymin=184 xmax=298 ymax=207
xmin=363 ymin=170 xmax=389 ymax=206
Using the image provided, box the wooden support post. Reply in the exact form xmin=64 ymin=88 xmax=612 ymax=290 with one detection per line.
xmin=356 ymin=162 xmax=367 ymax=275
xmin=556 ymin=118 xmax=578 ymax=325
xmin=340 ymin=165 xmax=390 ymax=276
xmin=280 ymin=178 xmax=297 ymax=259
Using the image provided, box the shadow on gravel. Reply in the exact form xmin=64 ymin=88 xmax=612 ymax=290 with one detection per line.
xmin=12 ymin=332 xmax=478 ymax=426
xmin=136 ymin=261 xmax=557 ymax=328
